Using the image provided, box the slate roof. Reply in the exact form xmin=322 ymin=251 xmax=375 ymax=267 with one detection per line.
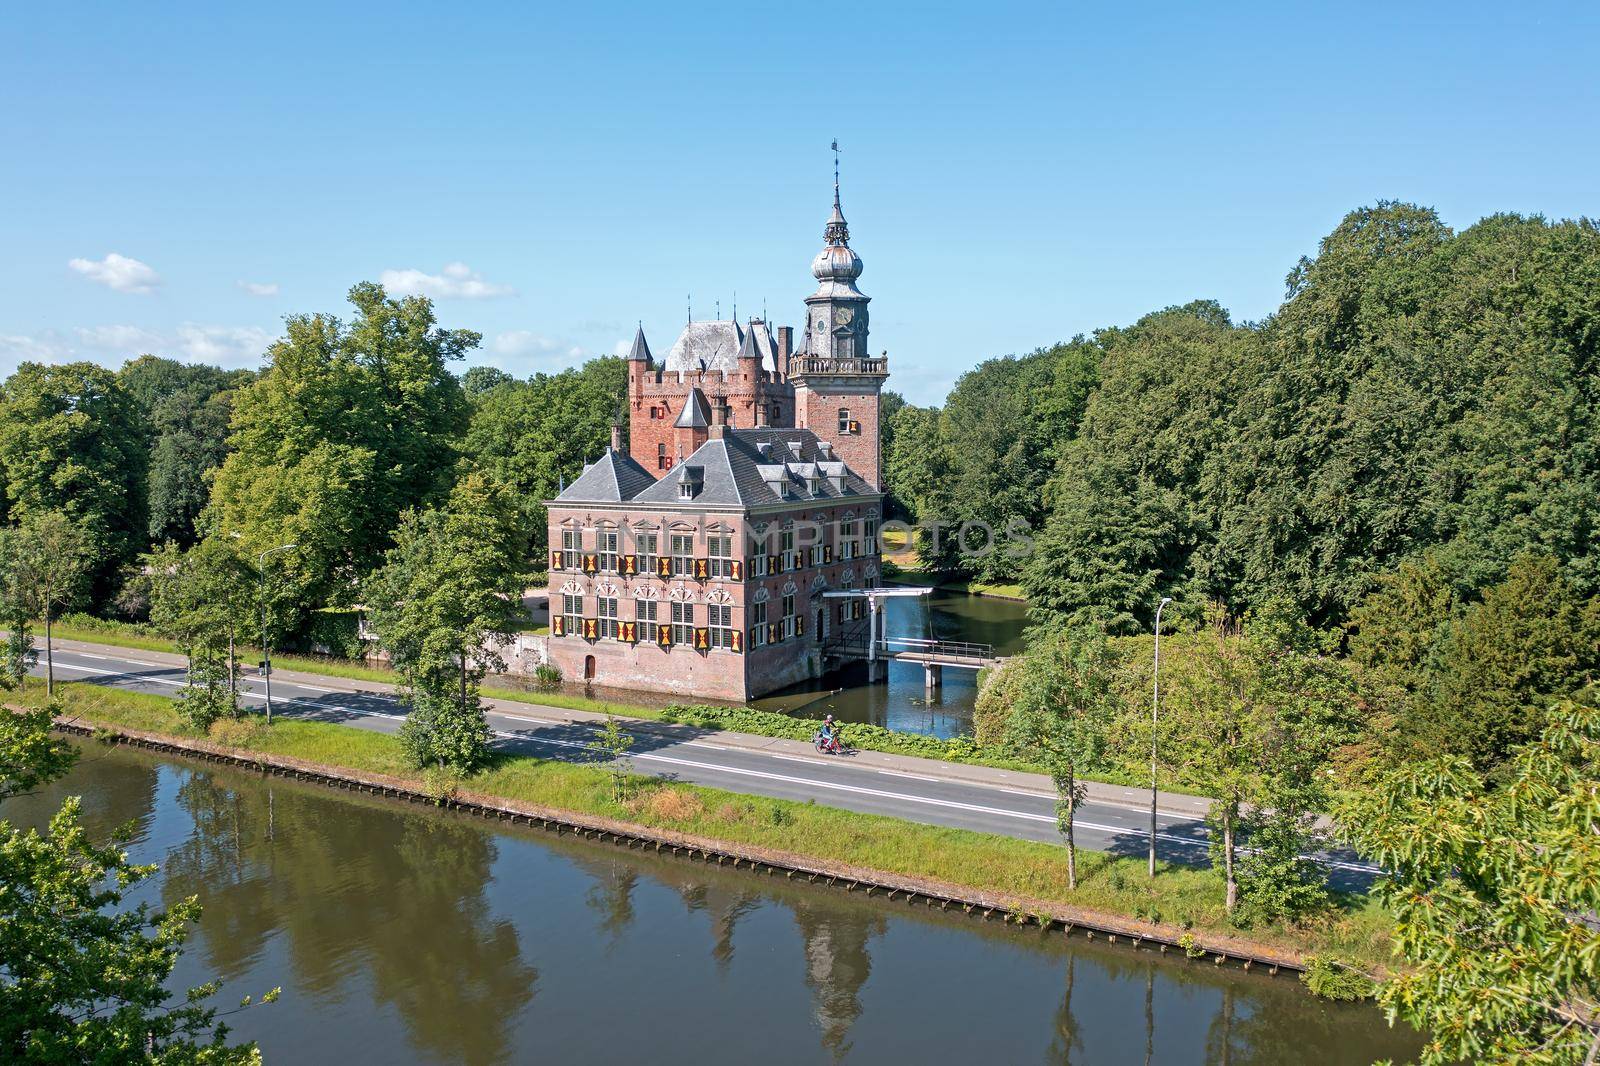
xmin=628 ymin=428 xmax=877 ymax=509
xmin=663 ymin=320 xmax=779 ymax=374
xmin=626 ymin=325 xmax=652 ymax=363
xmin=554 ymin=448 xmax=658 ymax=504
xmin=674 ymin=386 xmax=712 ymax=428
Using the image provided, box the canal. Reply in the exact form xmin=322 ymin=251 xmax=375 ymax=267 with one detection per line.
xmin=752 ymin=587 xmax=1031 ymax=738
xmin=11 ymin=741 xmax=1422 ymax=1064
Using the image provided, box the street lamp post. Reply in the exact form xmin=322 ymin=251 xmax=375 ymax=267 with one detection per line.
xmin=256 ymin=543 xmax=297 ymax=725
xmin=1149 ymin=595 xmax=1173 ymax=878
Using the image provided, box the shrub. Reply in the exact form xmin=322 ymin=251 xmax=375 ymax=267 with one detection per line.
xmin=533 ymin=663 xmax=562 ymax=691
xmin=1300 ymin=956 xmax=1376 ymax=1001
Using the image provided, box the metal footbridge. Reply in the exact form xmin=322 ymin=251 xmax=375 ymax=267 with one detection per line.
xmin=821 ymin=587 xmax=1003 ymax=692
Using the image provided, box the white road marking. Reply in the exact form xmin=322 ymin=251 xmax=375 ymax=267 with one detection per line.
xmin=878 ymin=769 xmax=941 ymax=782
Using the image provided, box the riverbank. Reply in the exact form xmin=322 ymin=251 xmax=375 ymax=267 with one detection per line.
xmin=10 ymin=680 xmax=1392 ymax=976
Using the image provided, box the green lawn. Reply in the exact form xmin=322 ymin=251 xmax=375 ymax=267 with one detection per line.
xmin=12 ymin=680 xmax=1394 ymax=974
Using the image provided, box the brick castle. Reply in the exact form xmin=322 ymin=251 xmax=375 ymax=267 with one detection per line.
xmin=543 ymin=178 xmax=888 ymax=701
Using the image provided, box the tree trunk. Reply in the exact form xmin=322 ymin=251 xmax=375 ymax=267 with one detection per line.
xmin=44 ymin=603 xmax=53 ymax=697
xmin=1222 ymin=809 xmax=1237 ymax=913
xmin=228 ymin=628 xmax=237 ymax=707
xmin=1056 ymin=769 xmax=1078 ymax=891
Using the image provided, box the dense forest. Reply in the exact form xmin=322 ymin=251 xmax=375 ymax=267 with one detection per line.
xmin=889 ymin=203 xmax=1600 ymax=636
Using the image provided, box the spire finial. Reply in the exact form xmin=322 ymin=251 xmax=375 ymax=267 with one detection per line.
xmin=824 ymin=140 xmax=849 ymax=246
xmin=831 ymin=138 xmax=840 ymax=209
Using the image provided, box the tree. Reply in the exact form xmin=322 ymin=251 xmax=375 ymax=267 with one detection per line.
xmin=1419 ymin=555 xmax=1600 ymax=774
xmin=4 ymin=512 xmax=90 ymax=697
xmin=588 ymin=715 xmax=635 ymax=803
xmin=117 ymin=355 xmax=253 ymax=546
xmin=205 ymin=283 xmax=474 ymax=641
xmin=1336 ymin=701 xmax=1600 ymax=1065
xmin=1164 ymin=603 xmax=1356 ymax=917
xmin=1023 ymin=303 xmax=1245 ymax=632
xmin=364 ymin=473 xmax=529 ymax=772
xmin=0 ymin=703 xmax=274 ymax=1060
xmin=458 ymin=356 xmax=626 ymax=559
xmin=461 ymin=365 xmax=514 ymax=398
xmin=914 ymin=339 xmax=1100 ymax=580
xmin=0 ymin=362 xmax=147 ymax=601
xmin=146 ymin=539 xmax=254 ymax=730
xmin=0 ymin=528 xmax=35 ymax=691
xmin=1001 ymin=625 xmax=1116 ymax=889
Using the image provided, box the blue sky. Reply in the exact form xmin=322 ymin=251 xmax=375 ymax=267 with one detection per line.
xmin=4 ymin=1 xmax=1596 ymax=404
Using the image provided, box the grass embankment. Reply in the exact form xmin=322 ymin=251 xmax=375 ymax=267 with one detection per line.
xmin=13 ymin=680 xmax=1393 ymax=972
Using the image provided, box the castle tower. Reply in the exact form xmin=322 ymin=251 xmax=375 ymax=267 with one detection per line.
xmin=791 ymin=165 xmax=887 ymax=489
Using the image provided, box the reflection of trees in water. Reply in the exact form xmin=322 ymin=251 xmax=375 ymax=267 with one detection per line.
xmin=791 ymin=900 xmax=887 ymax=1062
xmin=653 ymin=870 xmax=762 ymax=971
xmin=569 ymin=853 xmax=638 ymax=949
xmin=160 ymin=770 xmax=536 ymax=1066
xmin=1047 ymin=954 xmax=1083 ymax=1064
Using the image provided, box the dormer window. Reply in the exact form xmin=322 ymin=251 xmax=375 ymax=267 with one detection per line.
xmin=679 ymin=481 xmax=694 ymax=499
xmin=808 ymin=477 xmax=821 ymax=496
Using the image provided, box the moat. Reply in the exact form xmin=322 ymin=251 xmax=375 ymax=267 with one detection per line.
xmin=13 ymin=740 xmax=1422 ymax=1064
xmin=751 ymin=586 xmax=1029 ymax=738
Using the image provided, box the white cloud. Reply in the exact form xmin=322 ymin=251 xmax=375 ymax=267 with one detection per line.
xmin=0 ymin=333 xmax=69 ymax=363
xmin=75 ymin=324 xmax=164 ymax=352
xmin=67 ymin=253 xmax=162 ymax=294
xmin=238 ymin=280 xmax=280 ymax=297
xmin=174 ymin=324 xmax=273 ymax=367
xmin=612 ymin=338 xmax=633 ymax=357
xmin=379 ymin=261 xmax=513 ymax=300
xmin=490 ymin=331 xmax=582 ymax=360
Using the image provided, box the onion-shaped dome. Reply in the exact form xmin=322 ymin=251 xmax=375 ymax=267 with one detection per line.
xmin=812 ymin=241 xmax=863 ymax=282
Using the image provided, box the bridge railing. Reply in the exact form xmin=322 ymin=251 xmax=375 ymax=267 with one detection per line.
xmin=824 ymin=633 xmax=996 ymax=662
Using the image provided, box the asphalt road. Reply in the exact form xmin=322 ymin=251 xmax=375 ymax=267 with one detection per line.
xmin=34 ymin=641 xmax=1379 ymax=887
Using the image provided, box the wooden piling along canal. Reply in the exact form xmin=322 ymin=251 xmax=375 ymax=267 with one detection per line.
xmin=46 ymin=715 xmax=1303 ymax=977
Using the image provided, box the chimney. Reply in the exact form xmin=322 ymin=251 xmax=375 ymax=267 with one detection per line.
xmin=754 ymin=401 xmax=768 ymax=427
xmin=710 ymin=400 xmax=729 ymax=440
xmin=610 ymin=420 xmax=623 ymax=452
xmin=776 ymin=326 xmax=793 ymax=376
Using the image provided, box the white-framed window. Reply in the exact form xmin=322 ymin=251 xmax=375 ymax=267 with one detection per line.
xmin=708 ymin=534 xmax=733 ymax=578
xmin=634 ymin=598 xmax=658 ymax=643
xmin=837 ymin=407 xmax=851 ymax=434
xmin=671 ymin=601 xmax=694 ymax=645
xmin=781 ymin=528 xmax=797 ymax=572
xmin=708 ymin=603 xmax=733 ymax=648
xmin=562 ymin=594 xmax=583 ymax=635
xmin=671 ymin=534 xmax=695 ymax=577
xmin=562 ymin=528 xmax=582 ymax=564
xmin=782 ymin=592 xmax=796 ymax=638
xmin=864 ymin=517 xmax=878 ymax=554
xmin=750 ymin=552 xmax=769 ymax=577
xmin=840 ymin=519 xmax=859 ymax=560
xmin=598 ymin=529 xmax=619 ymax=573
xmin=636 ymin=532 xmax=658 ymax=574
xmin=597 ymin=596 xmax=619 ymax=639
xmin=750 ymin=600 xmax=768 ymax=647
